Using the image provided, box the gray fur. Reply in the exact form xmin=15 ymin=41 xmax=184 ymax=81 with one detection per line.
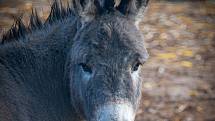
xmin=0 ymin=0 xmax=149 ymax=121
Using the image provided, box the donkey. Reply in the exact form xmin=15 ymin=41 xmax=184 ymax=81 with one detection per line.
xmin=0 ymin=0 xmax=149 ymax=121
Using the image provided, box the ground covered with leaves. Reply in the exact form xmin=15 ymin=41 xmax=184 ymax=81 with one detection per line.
xmin=0 ymin=0 xmax=215 ymax=121
xmin=137 ymin=1 xmax=215 ymax=121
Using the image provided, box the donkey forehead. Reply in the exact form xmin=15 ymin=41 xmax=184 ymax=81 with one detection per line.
xmin=72 ymin=16 xmax=148 ymax=62
xmin=88 ymin=21 xmax=146 ymax=57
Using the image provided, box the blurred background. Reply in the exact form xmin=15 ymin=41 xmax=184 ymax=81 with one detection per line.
xmin=0 ymin=0 xmax=214 ymax=121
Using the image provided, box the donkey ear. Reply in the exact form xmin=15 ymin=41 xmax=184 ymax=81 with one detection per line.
xmin=72 ymin=0 xmax=96 ymax=25
xmin=134 ymin=0 xmax=150 ymax=26
xmin=80 ymin=0 xmax=118 ymax=23
xmin=116 ymin=0 xmax=150 ymax=26
xmin=75 ymin=0 xmax=150 ymax=26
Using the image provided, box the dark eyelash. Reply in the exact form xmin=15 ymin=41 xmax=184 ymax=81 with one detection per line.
xmin=79 ymin=63 xmax=92 ymax=73
xmin=132 ymin=61 xmax=141 ymax=72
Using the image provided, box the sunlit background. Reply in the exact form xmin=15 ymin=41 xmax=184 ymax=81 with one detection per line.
xmin=0 ymin=0 xmax=214 ymax=121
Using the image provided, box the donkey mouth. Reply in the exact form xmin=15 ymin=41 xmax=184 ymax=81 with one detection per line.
xmin=92 ymin=103 xmax=135 ymax=121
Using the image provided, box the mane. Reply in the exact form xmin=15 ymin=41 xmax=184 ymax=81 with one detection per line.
xmin=0 ymin=0 xmax=75 ymax=44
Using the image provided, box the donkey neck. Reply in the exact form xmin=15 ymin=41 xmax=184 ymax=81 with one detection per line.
xmin=0 ymin=16 xmax=82 ymax=121
xmin=0 ymin=16 xmax=79 ymax=80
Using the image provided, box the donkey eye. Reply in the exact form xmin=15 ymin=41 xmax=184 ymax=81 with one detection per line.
xmin=79 ymin=63 xmax=92 ymax=73
xmin=132 ymin=62 xmax=141 ymax=72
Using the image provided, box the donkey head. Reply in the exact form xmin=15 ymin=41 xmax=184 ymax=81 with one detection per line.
xmin=67 ymin=0 xmax=149 ymax=121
